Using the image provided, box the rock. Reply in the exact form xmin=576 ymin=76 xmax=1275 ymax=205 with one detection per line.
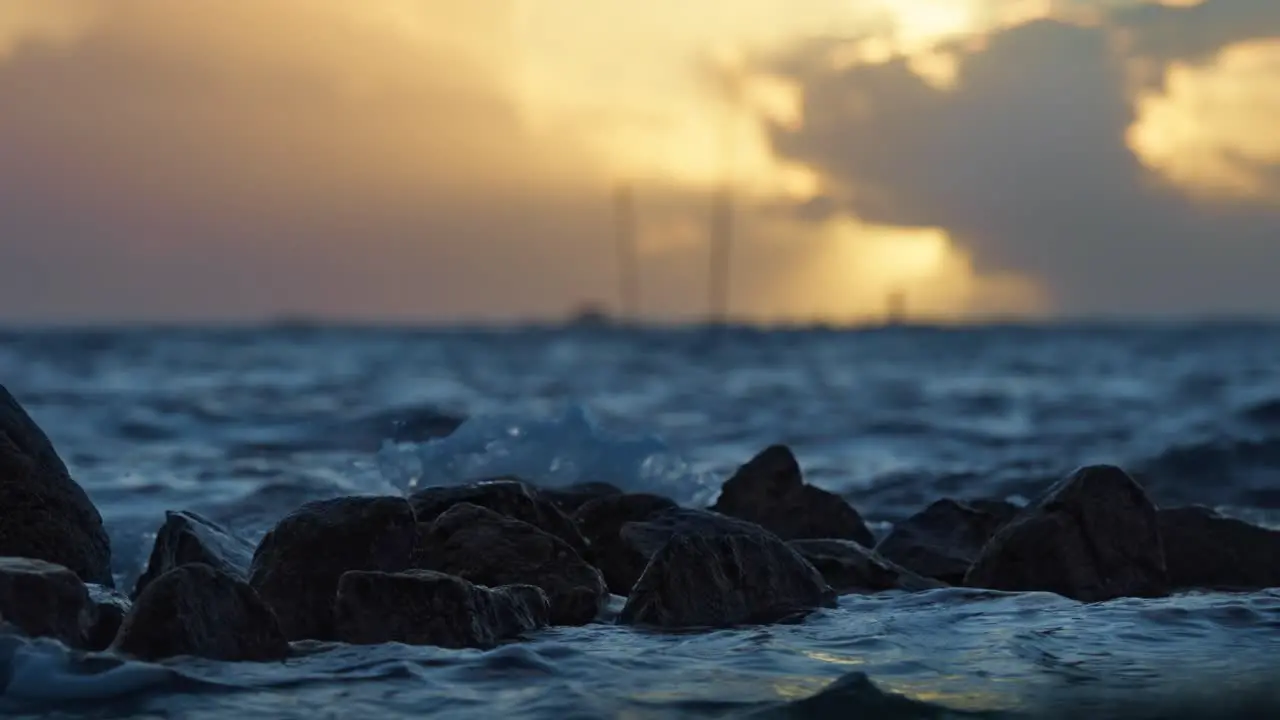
xmin=409 ymin=479 xmax=587 ymax=554
xmin=113 ymin=563 xmax=289 ymax=662
xmin=789 ymin=539 xmax=946 ymax=594
xmin=537 ymin=481 xmax=623 ymax=514
xmin=0 ymin=557 xmax=91 ymax=648
xmin=875 ymin=499 xmax=1012 ymax=584
xmin=249 ymin=496 xmax=416 ymax=641
xmin=968 ymin=498 xmax=1020 ymax=526
xmin=1159 ymin=505 xmax=1280 ymax=591
xmin=964 ymin=465 xmax=1169 ymax=602
xmin=619 ymin=508 xmax=767 ymax=558
xmin=710 ymin=445 xmax=874 ymax=546
xmin=0 ymin=385 xmax=114 ymax=587
xmin=334 ymin=569 xmax=549 ymax=649
xmin=84 ymin=583 xmax=131 ymax=651
xmin=619 ymin=529 xmax=836 ymax=628
xmin=749 ymin=671 xmax=958 ymax=719
xmin=133 ymin=510 xmax=255 ymax=599
xmin=414 ymin=503 xmax=607 ymax=626
xmin=575 ymin=493 xmax=679 ymax=594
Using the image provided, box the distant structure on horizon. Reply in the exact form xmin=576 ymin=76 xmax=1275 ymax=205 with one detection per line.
xmin=613 ymin=183 xmax=640 ymax=322
xmin=708 ymin=184 xmax=733 ymax=324
xmin=886 ymin=290 xmax=908 ymax=325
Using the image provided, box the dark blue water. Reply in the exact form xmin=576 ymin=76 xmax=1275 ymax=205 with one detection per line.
xmin=1 ymin=323 xmax=1278 ymax=718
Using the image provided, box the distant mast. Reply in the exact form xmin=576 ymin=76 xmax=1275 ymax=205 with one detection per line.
xmin=613 ymin=183 xmax=640 ymax=322
xmin=708 ymin=183 xmax=733 ymax=325
xmin=886 ymin=289 xmax=907 ymax=325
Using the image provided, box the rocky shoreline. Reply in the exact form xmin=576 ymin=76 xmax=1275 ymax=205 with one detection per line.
xmin=2 ymin=382 xmax=1279 ymax=669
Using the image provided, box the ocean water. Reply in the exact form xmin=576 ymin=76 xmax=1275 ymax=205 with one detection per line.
xmin=1 ymin=322 xmax=1279 ymax=718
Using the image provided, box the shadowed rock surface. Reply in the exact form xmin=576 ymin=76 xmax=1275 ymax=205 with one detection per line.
xmin=85 ymin=583 xmax=131 ymax=651
xmin=409 ymin=479 xmax=587 ymax=554
xmin=965 ymin=465 xmax=1169 ymax=602
xmin=334 ymin=569 xmax=549 ymax=649
xmin=0 ymin=385 xmax=114 ymax=587
xmin=575 ymin=493 xmax=679 ymax=594
xmin=1159 ymin=505 xmax=1280 ymax=591
xmin=0 ymin=556 xmax=90 ymax=648
xmin=748 ymin=671 xmax=974 ymax=719
xmin=414 ymin=503 xmax=607 ymax=626
xmin=619 ymin=529 xmax=836 ymax=629
xmin=114 ymin=563 xmax=289 ymax=662
xmin=789 ymin=539 xmax=947 ymax=594
xmin=537 ymin=481 xmax=623 ymax=514
xmin=133 ymin=510 xmax=255 ymax=599
xmin=619 ymin=508 xmax=768 ymax=559
xmin=876 ymin=499 xmax=1013 ymax=584
xmin=249 ymin=495 xmax=416 ymax=641
xmin=710 ymin=445 xmax=874 ymax=546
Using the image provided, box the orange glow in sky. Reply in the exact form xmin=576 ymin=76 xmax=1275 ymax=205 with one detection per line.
xmin=0 ymin=0 xmax=1272 ymax=323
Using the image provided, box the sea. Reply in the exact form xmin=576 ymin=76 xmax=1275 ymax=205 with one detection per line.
xmin=1 ymin=322 xmax=1278 ymax=719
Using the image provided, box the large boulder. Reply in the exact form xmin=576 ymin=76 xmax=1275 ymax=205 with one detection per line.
xmin=537 ymin=481 xmax=623 ymax=514
xmin=1159 ymin=506 xmax=1280 ymax=591
xmin=409 ymin=479 xmax=587 ymax=554
xmin=0 ymin=557 xmax=91 ymax=648
xmin=133 ymin=510 xmax=254 ymax=599
xmin=0 ymin=385 xmax=113 ymax=586
xmin=875 ymin=499 xmax=1012 ymax=584
xmin=964 ymin=465 xmax=1169 ymax=602
xmin=620 ymin=528 xmax=835 ymax=629
xmin=619 ymin=508 xmax=770 ymax=558
xmin=414 ymin=503 xmax=607 ymax=626
xmin=710 ymin=445 xmax=874 ymax=546
xmin=788 ymin=539 xmax=946 ymax=594
xmin=574 ymin=493 xmax=679 ymax=595
xmin=249 ymin=496 xmax=416 ymax=640
xmin=113 ymin=563 xmax=289 ymax=662
xmin=334 ymin=569 xmax=549 ymax=649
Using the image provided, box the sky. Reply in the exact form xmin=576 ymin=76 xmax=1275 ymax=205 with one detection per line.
xmin=0 ymin=0 xmax=1277 ymax=324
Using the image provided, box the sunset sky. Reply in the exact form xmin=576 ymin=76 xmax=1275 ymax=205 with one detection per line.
xmin=1 ymin=0 xmax=1278 ymax=324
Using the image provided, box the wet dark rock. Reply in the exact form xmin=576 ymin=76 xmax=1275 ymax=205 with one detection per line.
xmin=0 ymin=385 xmax=114 ymax=587
xmin=113 ymin=563 xmax=289 ymax=662
xmin=875 ymin=499 xmax=1013 ymax=584
xmin=1159 ymin=505 xmax=1280 ymax=591
xmin=575 ymin=493 xmax=679 ymax=594
xmin=964 ymin=465 xmax=1169 ymax=602
xmin=409 ymin=479 xmax=587 ymax=554
xmin=249 ymin=495 xmax=416 ymax=641
xmin=0 ymin=557 xmax=91 ymax=648
xmin=968 ymin=498 xmax=1020 ymax=526
xmin=749 ymin=671 xmax=965 ymax=719
xmin=538 ymin=481 xmax=623 ymax=513
xmin=619 ymin=508 xmax=767 ymax=559
xmin=414 ymin=503 xmax=607 ymax=626
xmin=619 ymin=528 xmax=835 ymax=629
xmin=789 ymin=539 xmax=946 ymax=594
xmin=84 ymin=583 xmax=131 ymax=651
xmin=133 ymin=510 xmax=254 ymax=599
xmin=710 ymin=444 xmax=874 ymax=546
xmin=334 ymin=569 xmax=549 ymax=649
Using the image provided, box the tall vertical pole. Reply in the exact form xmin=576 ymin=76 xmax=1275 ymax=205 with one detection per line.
xmin=708 ymin=81 xmax=737 ymax=325
xmin=614 ymin=183 xmax=639 ymax=322
xmin=708 ymin=184 xmax=732 ymax=324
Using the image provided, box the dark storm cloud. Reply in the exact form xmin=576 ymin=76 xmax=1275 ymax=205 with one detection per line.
xmin=768 ymin=0 xmax=1280 ymax=315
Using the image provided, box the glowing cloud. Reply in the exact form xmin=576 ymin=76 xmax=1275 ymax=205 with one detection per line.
xmin=1129 ymin=39 xmax=1280 ymax=201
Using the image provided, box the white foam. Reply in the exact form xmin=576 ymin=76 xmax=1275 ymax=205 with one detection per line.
xmin=0 ymin=633 xmax=173 ymax=704
xmin=376 ymin=404 xmax=716 ymax=506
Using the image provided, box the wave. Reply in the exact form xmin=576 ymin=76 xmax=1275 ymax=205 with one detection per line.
xmin=376 ymin=404 xmax=718 ymax=506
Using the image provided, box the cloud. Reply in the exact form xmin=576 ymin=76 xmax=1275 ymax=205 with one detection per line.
xmin=766 ymin=0 xmax=1280 ymax=315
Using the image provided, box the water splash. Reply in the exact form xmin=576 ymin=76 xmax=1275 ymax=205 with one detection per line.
xmin=376 ymin=404 xmax=717 ymax=505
